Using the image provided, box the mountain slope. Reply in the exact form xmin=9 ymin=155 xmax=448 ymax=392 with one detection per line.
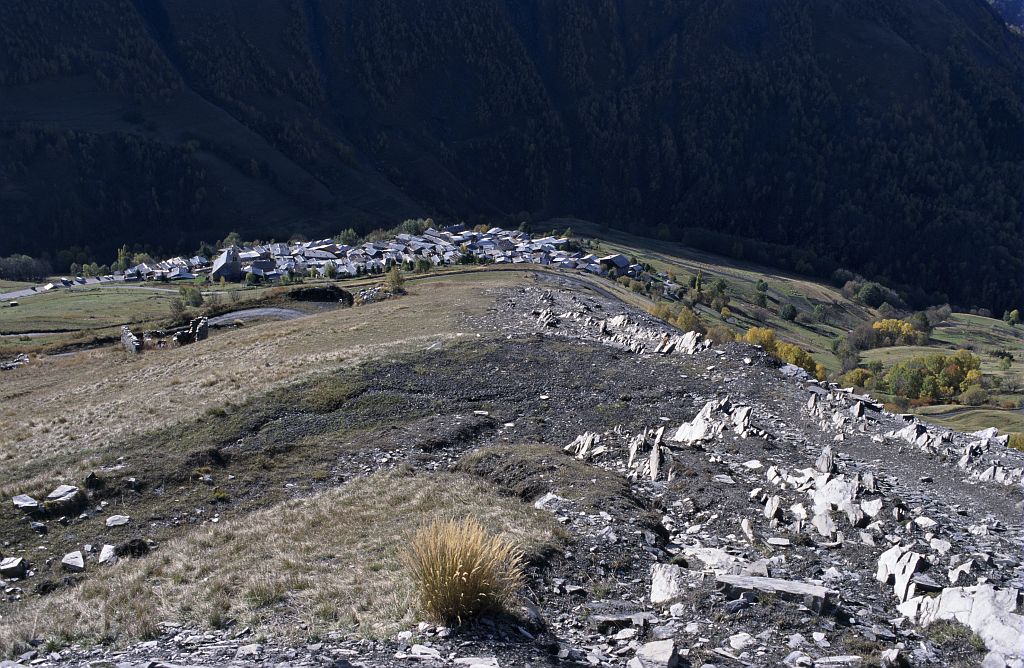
xmin=1 ymin=0 xmax=1023 ymax=310
xmin=991 ymin=0 xmax=1024 ymax=29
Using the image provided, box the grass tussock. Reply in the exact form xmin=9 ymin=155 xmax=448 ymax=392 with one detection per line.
xmin=300 ymin=378 xmax=367 ymax=413
xmin=926 ymin=619 xmax=987 ymax=653
xmin=405 ymin=517 xmax=524 ymax=625
xmin=0 ymin=470 xmax=560 ymax=657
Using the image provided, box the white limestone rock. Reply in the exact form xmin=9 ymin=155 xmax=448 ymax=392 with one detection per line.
xmin=61 ymin=551 xmax=85 ymax=573
xmin=650 ymin=564 xmax=688 ymax=605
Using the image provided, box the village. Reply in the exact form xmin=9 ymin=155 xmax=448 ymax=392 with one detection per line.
xmin=179 ymin=226 xmax=649 ymax=284
xmin=3 ymin=226 xmax=654 ymax=304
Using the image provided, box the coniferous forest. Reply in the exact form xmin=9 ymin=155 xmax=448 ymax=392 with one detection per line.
xmin=1 ymin=0 xmax=1023 ymax=310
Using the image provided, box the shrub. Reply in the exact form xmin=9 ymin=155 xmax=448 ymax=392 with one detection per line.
xmin=743 ymin=327 xmax=778 ymax=354
xmin=648 ymin=302 xmax=704 ymax=333
xmin=674 ymin=307 xmax=703 ymax=333
xmin=832 ymin=269 xmax=858 ymax=287
xmin=705 ymin=324 xmax=735 ymax=344
xmin=846 ymin=323 xmax=879 ymax=351
xmin=871 ymin=319 xmax=926 ymax=346
xmin=878 ymin=350 xmax=982 ymax=402
xmin=909 ymin=311 xmax=931 ymax=333
xmin=648 ymin=301 xmax=674 ymax=320
xmin=179 ymin=285 xmax=204 ymax=307
xmin=385 ymin=267 xmax=405 ymax=293
xmin=857 ymin=282 xmax=886 ymax=308
xmin=795 ymin=312 xmax=816 ymax=326
xmin=959 ymin=386 xmax=988 ymax=406
xmin=877 ymin=302 xmax=899 ymax=319
xmin=405 ymin=518 xmax=524 ymax=625
xmin=743 ymin=327 xmax=824 ymax=379
xmin=169 ymin=298 xmax=186 ymax=318
xmin=925 ymin=304 xmax=952 ymax=327
xmin=777 ymin=342 xmax=825 ymax=380
xmin=873 ymin=318 xmax=912 ymax=339
xmin=1009 ymin=433 xmax=1024 ymax=451
xmin=779 ymin=303 xmax=797 ymax=321
xmin=842 ymin=368 xmax=874 ymax=388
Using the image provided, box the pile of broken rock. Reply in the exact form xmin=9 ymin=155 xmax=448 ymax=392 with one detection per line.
xmin=558 ymin=371 xmax=1022 ymax=666
xmin=3 ymin=281 xmax=1023 ymax=668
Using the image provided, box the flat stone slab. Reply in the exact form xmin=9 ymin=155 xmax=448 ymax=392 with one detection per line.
xmin=11 ymin=494 xmax=39 ymax=511
xmin=46 ymin=485 xmax=79 ymax=501
xmin=44 ymin=485 xmax=82 ymax=513
xmin=453 ymin=659 xmax=499 ymax=668
xmin=629 ymin=640 xmax=678 ymax=668
xmin=98 ymin=544 xmax=118 ymax=565
xmin=0 ymin=557 xmax=27 ymax=578
xmin=61 ymin=551 xmax=85 ymax=573
xmin=591 ymin=612 xmax=656 ymax=632
xmin=105 ymin=514 xmax=130 ymax=527
xmin=716 ymin=574 xmax=835 ymax=612
xmin=815 ymin=656 xmax=864 ymax=666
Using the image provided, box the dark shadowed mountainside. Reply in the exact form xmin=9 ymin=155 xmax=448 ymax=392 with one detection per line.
xmin=990 ymin=0 xmax=1024 ymax=29
xmin=1 ymin=0 xmax=1023 ymax=310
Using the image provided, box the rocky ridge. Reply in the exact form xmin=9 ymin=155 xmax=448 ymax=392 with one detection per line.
xmin=2 ymin=276 xmax=1022 ymax=667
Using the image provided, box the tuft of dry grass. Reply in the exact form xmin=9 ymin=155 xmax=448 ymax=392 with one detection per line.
xmin=0 ymin=470 xmax=560 ymax=656
xmin=405 ymin=518 xmax=524 ymax=625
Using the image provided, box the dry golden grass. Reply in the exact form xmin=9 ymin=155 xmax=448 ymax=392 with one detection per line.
xmin=405 ymin=517 xmax=525 ymax=625
xmin=0 ymin=470 xmax=562 ymax=655
xmin=0 ymin=271 xmax=528 ymax=496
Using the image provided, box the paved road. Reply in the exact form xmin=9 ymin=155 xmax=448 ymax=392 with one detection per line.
xmin=0 ymin=286 xmax=44 ymax=300
xmin=0 ymin=331 xmax=64 ymax=338
xmin=0 ymin=262 xmax=580 ymax=301
xmin=0 ymin=280 xmax=222 ymax=301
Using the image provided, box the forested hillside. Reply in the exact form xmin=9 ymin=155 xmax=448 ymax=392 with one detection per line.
xmin=991 ymin=0 xmax=1024 ymax=29
xmin=1 ymin=0 xmax=1023 ymax=310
